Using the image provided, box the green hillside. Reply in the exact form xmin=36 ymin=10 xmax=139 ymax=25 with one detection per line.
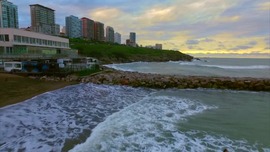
xmin=70 ymin=39 xmax=193 ymax=64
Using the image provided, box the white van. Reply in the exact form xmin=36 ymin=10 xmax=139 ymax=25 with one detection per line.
xmin=4 ymin=62 xmax=22 ymax=72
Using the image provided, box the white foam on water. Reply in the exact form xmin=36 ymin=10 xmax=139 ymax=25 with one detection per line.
xmin=104 ymin=64 xmax=135 ymax=72
xmin=70 ymin=95 xmax=217 ymax=152
xmin=104 ymin=62 xmax=143 ymax=72
xmin=198 ymin=64 xmax=270 ymax=70
xmin=70 ymin=94 xmax=268 ymax=152
xmin=177 ymin=60 xmax=270 ymax=70
xmin=0 ymin=84 xmax=152 ymax=152
xmin=1 ymin=84 xmax=268 ymax=152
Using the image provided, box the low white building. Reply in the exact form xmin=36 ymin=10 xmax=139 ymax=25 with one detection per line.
xmin=0 ymin=28 xmax=77 ymax=57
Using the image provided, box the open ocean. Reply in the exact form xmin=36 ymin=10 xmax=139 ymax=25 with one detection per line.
xmin=105 ymin=58 xmax=270 ymax=78
xmin=0 ymin=58 xmax=270 ymax=152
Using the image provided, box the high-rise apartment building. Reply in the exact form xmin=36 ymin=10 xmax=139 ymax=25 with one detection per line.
xmin=94 ymin=21 xmax=104 ymax=41
xmin=0 ymin=0 xmax=18 ymax=28
xmin=65 ymin=15 xmax=82 ymax=38
xmin=106 ymin=26 xmax=114 ymax=43
xmin=114 ymin=32 xmax=121 ymax=44
xmin=30 ymin=4 xmax=59 ymax=35
xmin=129 ymin=32 xmax=136 ymax=47
xmin=130 ymin=32 xmax=136 ymax=43
xmin=81 ymin=17 xmax=94 ymax=40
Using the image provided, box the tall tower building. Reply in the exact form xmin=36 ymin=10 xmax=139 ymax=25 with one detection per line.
xmin=65 ymin=15 xmax=82 ymax=38
xmin=106 ymin=26 xmax=114 ymax=43
xmin=114 ymin=32 xmax=121 ymax=44
xmin=81 ymin=17 xmax=94 ymax=40
xmin=0 ymin=0 xmax=18 ymax=28
xmin=30 ymin=4 xmax=59 ymax=35
xmin=129 ymin=32 xmax=136 ymax=47
xmin=94 ymin=21 xmax=104 ymax=41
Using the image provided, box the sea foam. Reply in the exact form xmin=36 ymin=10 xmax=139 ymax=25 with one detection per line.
xmin=70 ymin=93 xmax=268 ymax=152
xmin=70 ymin=95 xmax=218 ymax=152
xmin=0 ymin=84 xmax=152 ymax=152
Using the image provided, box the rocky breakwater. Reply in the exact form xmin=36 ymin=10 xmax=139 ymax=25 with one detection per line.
xmin=81 ymin=70 xmax=270 ymax=91
xmin=29 ymin=75 xmax=80 ymax=82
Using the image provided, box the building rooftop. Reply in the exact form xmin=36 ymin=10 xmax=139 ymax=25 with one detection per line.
xmin=29 ymin=4 xmax=55 ymax=11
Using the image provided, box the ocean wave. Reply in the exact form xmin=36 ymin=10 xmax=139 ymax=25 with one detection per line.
xmin=104 ymin=64 xmax=136 ymax=72
xmin=199 ymin=64 xmax=270 ymax=70
xmin=70 ymin=93 xmax=268 ymax=152
xmin=0 ymin=84 xmax=152 ymax=152
xmin=178 ymin=61 xmax=270 ymax=70
xmin=70 ymin=95 xmax=219 ymax=152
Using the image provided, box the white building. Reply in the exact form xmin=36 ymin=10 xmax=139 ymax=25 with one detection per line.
xmin=114 ymin=32 xmax=121 ymax=44
xmin=0 ymin=28 xmax=76 ymax=57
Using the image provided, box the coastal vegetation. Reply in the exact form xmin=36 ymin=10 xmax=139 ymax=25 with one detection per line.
xmin=70 ymin=38 xmax=193 ymax=64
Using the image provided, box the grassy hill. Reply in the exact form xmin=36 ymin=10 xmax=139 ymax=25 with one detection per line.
xmin=70 ymin=39 xmax=193 ymax=64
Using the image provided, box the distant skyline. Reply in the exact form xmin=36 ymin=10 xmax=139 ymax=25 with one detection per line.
xmin=10 ymin=0 xmax=270 ymax=58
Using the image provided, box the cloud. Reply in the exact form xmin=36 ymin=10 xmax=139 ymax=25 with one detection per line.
xmin=188 ymin=46 xmax=194 ymax=49
xmin=186 ymin=39 xmax=199 ymax=45
xmin=190 ymin=52 xmax=270 ymax=58
xmin=264 ymin=37 xmax=270 ymax=46
xmin=258 ymin=2 xmax=270 ymax=10
xmin=229 ymin=45 xmax=253 ymax=50
xmin=229 ymin=41 xmax=258 ymax=50
xmin=200 ymin=38 xmax=215 ymax=42
xmin=248 ymin=41 xmax=257 ymax=46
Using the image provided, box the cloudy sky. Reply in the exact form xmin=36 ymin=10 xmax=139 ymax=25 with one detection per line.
xmin=10 ymin=0 xmax=270 ymax=58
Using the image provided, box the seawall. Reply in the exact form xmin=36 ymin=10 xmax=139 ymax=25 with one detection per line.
xmin=80 ymin=70 xmax=270 ymax=92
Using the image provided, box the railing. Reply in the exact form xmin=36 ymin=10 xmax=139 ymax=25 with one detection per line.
xmin=0 ymin=54 xmax=80 ymax=60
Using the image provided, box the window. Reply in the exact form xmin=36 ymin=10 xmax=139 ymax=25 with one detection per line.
xmin=37 ymin=39 xmax=41 ymax=45
xmin=15 ymin=64 xmax=22 ymax=68
xmin=4 ymin=35 xmax=9 ymax=41
xmin=4 ymin=63 xmax=12 ymax=68
xmin=25 ymin=37 xmax=29 ymax=43
xmin=22 ymin=36 xmax=26 ymax=43
xmin=0 ymin=35 xmax=4 ymax=41
xmin=30 ymin=38 xmax=35 ymax=44
xmin=14 ymin=35 xmax=22 ymax=43
xmin=44 ymin=40 xmax=48 ymax=45
xmin=48 ymin=41 xmax=52 ymax=46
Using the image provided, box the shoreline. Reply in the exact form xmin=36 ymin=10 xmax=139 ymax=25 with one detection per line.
xmin=1 ymin=68 xmax=269 ymax=108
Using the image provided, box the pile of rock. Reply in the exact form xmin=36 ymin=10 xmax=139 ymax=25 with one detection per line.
xmin=29 ymin=75 xmax=80 ymax=82
xmin=81 ymin=70 xmax=270 ymax=91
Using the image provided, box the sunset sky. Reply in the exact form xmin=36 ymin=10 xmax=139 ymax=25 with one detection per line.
xmin=11 ymin=0 xmax=270 ymax=58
